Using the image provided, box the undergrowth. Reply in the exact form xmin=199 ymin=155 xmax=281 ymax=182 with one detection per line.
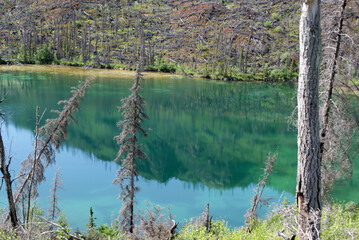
xmin=1 ymin=202 xmax=358 ymax=239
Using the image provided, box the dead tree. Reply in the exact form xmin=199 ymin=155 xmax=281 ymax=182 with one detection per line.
xmin=296 ymin=1 xmax=322 ymax=239
xmin=0 ymin=127 xmax=19 ymax=228
xmin=319 ymin=0 xmax=355 ymax=202
xmin=14 ymin=77 xmax=94 ymax=227
xmin=245 ymin=152 xmax=276 ymax=232
xmin=48 ymin=166 xmax=63 ymax=222
xmin=113 ymin=18 xmax=148 ymax=234
xmin=320 ymin=0 xmax=347 ymax=153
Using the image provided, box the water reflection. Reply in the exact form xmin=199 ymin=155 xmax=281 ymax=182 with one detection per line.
xmin=0 ymin=70 xmax=297 ymax=191
xmin=0 ymin=68 xmax=299 ymax=229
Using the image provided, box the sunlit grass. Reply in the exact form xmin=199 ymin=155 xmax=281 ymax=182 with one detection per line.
xmin=0 ymin=65 xmax=183 ymax=79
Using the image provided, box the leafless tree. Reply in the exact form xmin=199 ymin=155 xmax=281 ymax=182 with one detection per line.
xmin=245 ymin=152 xmax=276 ymax=232
xmin=113 ymin=18 xmax=148 ymax=234
xmin=296 ymin=1 xmax=322 ymax=239
xmin=0 ymin=121 xmax=19 ymax=228
xmin=15 ymin=77 xmax=94 ymax=227
xmin=135 ymin=204 xmax=176 ymax=240
xmin=48 ymin=166 xmax=63 ymax=223
xmin=319 ymin=0 xmax=359 ymax=203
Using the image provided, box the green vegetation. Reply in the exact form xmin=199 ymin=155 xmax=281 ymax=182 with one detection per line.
xmin=147 ymin=57 xmax=177 ymax=73
xmin=1 ymin=202 xmax=358 ymax=239
xmin=34 ymin=44 xmax=54 ymax=64
xmin=264 ymin=21 xmax=273 ymax=28
xmin=0 ymin=0 xmax=307 ymax=81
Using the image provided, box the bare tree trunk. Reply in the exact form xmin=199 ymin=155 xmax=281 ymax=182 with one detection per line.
xmin=320 ymin=0 xmax=347 ymax=155
xmin=296 ymin=1 xmax=322 ymax=239
xmin=0 ymin=131 xmax=18 ymax=228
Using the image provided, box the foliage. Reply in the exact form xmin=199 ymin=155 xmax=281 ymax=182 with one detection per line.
xmin=0 ymin=201 xmax=358 ymax=239
xmin=274 ymin=26 xmax=283 ymax=33
xmin=1 ymin=0 xmax=358 ymax=84
xmin=56 ymin=212 xmax=71 ymax=240
xmin=271 ymin=13 xmax=281 ymax=20
xmin=86 ymin=206 xmax=96 ymax=229
xmin=35 ymin=44 xmax=54 ymax=64
xmin=97 ymin=223 xmax=121 ymax=238
xmin=264 ymin=21 xmax=273 ymax=28
xmin=174 ymin=202 xmax=359 ymax=240
xmin=147 ymin=57 xmax=177 ymax=73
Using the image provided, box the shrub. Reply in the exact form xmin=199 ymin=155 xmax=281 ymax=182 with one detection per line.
xmin=146 ymin=57 xmax=177 ymax=73
xmin=274 ymin=26 xmax=283 ymax=33
xmin=271 ymin=13 xmax=281 ymax=20
xmin=35 ymin=44 xmax=54 ymax=64
xmin=264 ymin=21 xmax=272 ymax=28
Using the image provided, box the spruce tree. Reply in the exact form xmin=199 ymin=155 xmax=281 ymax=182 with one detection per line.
xmin=114 ymin=20 xmax=147 ymax=234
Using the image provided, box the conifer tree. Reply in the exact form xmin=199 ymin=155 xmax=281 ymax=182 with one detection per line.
xmin=16 ymin=77 xmax=94 ymax=226
xmin=114 ymin=18 xmax=148 ymax=234
xmin=48 ymin=166 xmax=63 ymax=222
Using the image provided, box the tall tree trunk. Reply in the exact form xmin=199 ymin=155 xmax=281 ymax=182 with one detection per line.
xmin=0 ymin=131 xmax=18 ymax=228
xmin=320 ymin=0 xmax=347 ymax=155
xmin=296 ymin=1 xmax=322 ymax=239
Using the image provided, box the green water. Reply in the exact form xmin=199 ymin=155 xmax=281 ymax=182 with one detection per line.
xmin=0 ymin=67 xmax=357 ymax=230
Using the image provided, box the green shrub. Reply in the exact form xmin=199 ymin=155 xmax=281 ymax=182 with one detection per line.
xmin=110 ymin=62 xmax=127 ymax=69
xmin=147 ymin=57 xmax=176 ymax=73
xmin=97 ymin=224 xmax=119 ymax=238
xmin=271 ymin=13 xmax=281 ymax=20
xmin=35 ymin=44 xmax=54 ymax=64
xmin=274 ymin=26 xmax=283 ymax=33
xmin=264 ymin=21 xmax=272 ymax=28
xmin=263 ymin=64 xmax=270 ymax=79
xmin=16 ymin=44 xmax=29 ymax=63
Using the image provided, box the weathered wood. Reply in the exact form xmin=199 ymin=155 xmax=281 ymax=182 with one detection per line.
xmin=0 ymin=131 xmax=19 ymax=228
xmin=320 ymin=0 xmax=347 ymax=156
xmin=296 ymin=0 xmax=322 ymax=239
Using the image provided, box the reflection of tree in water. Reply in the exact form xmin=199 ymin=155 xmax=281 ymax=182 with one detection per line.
xmin=0 ymin=72 xmax=297 ymax=192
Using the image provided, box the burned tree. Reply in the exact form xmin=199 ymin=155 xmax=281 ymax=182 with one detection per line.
xmin=0 ymin=121 xmax=19 ymax=228
xmin=296 ymin=0 xmax=322 ymax=239
xmin=319 ymin=0 xmax=356 ymax=202
xmin=48 ymin=166 xmax=63 ymax=222
xmin=14 ymin=77 xmax=94 ymax=227
xmin=113 ymin=19 xmax=148 ymax=234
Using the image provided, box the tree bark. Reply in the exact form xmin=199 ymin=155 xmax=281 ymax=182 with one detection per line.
xmin=296 ymin=1 xmax=322 ymax=239
xmin=0 ymin=131 xmax=19 ymax=228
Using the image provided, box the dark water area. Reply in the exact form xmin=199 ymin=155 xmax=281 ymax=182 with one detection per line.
xmin=0 ymin=67 xmax=357 ymax=231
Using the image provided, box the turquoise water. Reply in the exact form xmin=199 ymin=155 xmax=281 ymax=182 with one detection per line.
xmin=1 ymin=68 xmax=354 ymax=231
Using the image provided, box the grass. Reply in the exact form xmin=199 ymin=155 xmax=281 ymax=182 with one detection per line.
xmin=1 ymin=202 xmax=358 ymax=239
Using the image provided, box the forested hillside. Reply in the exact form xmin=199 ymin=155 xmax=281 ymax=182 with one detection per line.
xmin=0 ymin=0 xmax=358 ymax=81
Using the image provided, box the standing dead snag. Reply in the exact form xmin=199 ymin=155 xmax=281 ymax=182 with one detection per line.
xmin=114 ymin=19 xmax=148 ymax=234
xmin=14 ymin=77 xmax=94 ymax=227
xmin=296 ymin=0 xmax=322 ymax=239
xmin=245 ymin=152 xmax=276 ymax=232
xmin=0 ymin=128 xmax=19 ymax=228
xmin=48 ymin=166 xmax=63 ymax=223
xmin=0 ymin=96 xmax=19 ymax=228
xmin=320 ymin=0 xmax=353 ymax=202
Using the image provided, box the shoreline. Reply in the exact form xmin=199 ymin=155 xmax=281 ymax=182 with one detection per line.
xmin=0 ymin=63 xmax=296 ymax=83
xmin=0 ymin=64 xmax=183 ymax=80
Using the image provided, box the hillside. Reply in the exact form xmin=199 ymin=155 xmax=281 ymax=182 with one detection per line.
xmin=0 ymin=0 xmax=358 ymax=81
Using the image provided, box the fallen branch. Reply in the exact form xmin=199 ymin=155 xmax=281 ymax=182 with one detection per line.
xmin=39 ymin=216 xmax=84 ymax=240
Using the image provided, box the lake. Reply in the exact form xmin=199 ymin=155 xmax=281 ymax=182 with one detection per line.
xmin=0 ymin=65 xmax=357 ymax=231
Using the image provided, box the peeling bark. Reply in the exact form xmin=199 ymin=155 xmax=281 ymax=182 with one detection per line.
xmin=296 ymin=0 xmax=322 ymax=239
